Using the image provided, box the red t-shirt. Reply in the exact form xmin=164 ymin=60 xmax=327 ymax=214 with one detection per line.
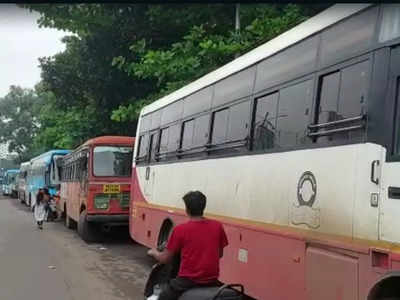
xmin=166 ymin=218 xmax=228 ymax=284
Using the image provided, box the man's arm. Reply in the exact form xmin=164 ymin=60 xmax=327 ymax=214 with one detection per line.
xmin=147 ymin=248 xmax=175 ymax=264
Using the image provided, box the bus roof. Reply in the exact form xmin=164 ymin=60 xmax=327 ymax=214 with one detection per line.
xmin=81 ymin=136 xmax=135 ymax=148
xmin=30 ymin=150 xmax=71 ymax=165
xmin=141 ymin=3 xmax=371 ymax=116
xmin=19 ymin=162 xmax=31 ymax=171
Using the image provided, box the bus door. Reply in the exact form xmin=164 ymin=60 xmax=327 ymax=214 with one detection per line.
xmin=143 ymin=131 xmax=158 ymax=200
xmin=381 ymin=45 xmax=400 ymax=243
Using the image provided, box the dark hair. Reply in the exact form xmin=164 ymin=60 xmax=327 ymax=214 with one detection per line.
xmin=43 ymin=188 xmax=50 ymax=196
xmin=36 ymin=192 xmax=43 ymax=206
xmin=182 ymin=191 xmax=206 ymax=216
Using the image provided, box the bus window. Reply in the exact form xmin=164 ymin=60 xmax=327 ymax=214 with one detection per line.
xmin=192 ymin=114 xmax=210 ymax=148
xmin=319 ymin=6 xmax=377 ymax=67
xmin=379 ymin=4 xmax=400 ymax=43
xmin=150 ymin=132 xmax=159 ymax=162
xmin=227 ymin=100 xmax=250 ymax=142
xmin=159 ymin=128 xmax=169 ymax=154
xmin=277 ymin=80 xmax=313 ymax=148
xmin=166 ymin=123 xmax=180 ymax=153
xmin=394 ymin=78 xmax=400 ymax=156
xmin=338 ymin=60 xmax=368 ymax=118
xmin=252 ymin=92 xmax=278 ymax=151
xmin=181 ymin=119 xmax=194 ymax=150
xmin=315 ymin=60 xmax=368 ymax=142
xmin=137 ymin=134 xmax=149 ymax=160
xmin=318 ymin=72 xmax=340 ymax=125
xmin=93 ymin=146 xmax=133 ymax=177
xmin=211 ymin=108 xmax=229 ymax=145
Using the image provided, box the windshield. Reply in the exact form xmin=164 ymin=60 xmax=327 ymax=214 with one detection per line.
xmin=93 ymin=146 xmax=132 ymax=177
xmin=51 ymin=155 xmax=64 ymax=185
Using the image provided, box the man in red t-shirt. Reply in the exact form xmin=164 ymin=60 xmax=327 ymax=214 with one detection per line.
xmin=148 ymin=191 xmax=228 ymax=300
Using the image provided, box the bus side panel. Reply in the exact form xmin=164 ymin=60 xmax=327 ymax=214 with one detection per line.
xmin=220 ymin=223 xmax=306 ymax=300
xmin=59 ymin=182 xmax=67 ymax=213
xmin=66 ymin=181 xmax=81 ymax=222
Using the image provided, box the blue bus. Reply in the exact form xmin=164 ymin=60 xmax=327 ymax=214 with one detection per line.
xmin=2 ymin=169 xmax=20 ymax=197
xmin=27 ymin=150 xmax=70 ymax=209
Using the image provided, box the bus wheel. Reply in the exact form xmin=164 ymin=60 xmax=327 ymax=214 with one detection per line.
xmin=78 ymin=210 xmax=98 ymax=243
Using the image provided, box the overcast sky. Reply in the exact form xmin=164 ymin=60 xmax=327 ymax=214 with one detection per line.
xmin=0 ymin=4 xmax=66 ymax=97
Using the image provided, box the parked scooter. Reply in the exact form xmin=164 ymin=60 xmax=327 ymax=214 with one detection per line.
xmin=144 ymin=243 xmax=244 ymax=300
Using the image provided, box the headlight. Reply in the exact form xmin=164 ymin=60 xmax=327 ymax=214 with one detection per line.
xmin=94 ymin=194 xmax=109 ymax=209
xmin=120 ymin=192 xmax=130 ymax=208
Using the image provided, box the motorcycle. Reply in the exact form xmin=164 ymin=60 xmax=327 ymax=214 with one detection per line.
xmin=144 ymin=243 xmax=244 ymax=300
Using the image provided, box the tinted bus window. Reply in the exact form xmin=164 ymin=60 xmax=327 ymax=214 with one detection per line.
xmin=211 ymin=108 xmax=229 ymax=145
xmin=227 ymin=100 xmax=250 ymax=142
xmin=277 ymin=80 xmax=313 ymax=147
xmin=379 ymin=4 xmax=400 ymax=43
xmin=252 ymin=92 xmax=278 ymax=150
xmin=167 ymin=123 xmax=181 ymax=153
xmin=161 ymin=100 xmax=183 ymax=126
xmin=151 ymin=110 xmax=162 ymax=130
xmin=316 ymin=60 xmax=369 ymax=142
xmin=394 ymin=78 xmax=400 ymax=156
xmin=338 ymin=60 xmax=368 ymax=118
xmin=138 ymin=134 xmax=149 ymax=158
xmin=193 ymin=114 xmax=210 ymax=148
xmin=318 ymin=72 xmax=340 ymax=124
xmin=140 ymin=114 xmax=151 ymax=133
xmin=159 ymin=128 xmax=169 ymax=154
xmin=181 ymin=119 xmax=195 ymax=150
xmin=93 ymin=146 xmax=133 ymax=177
xmin=183 ymin=87 xmax=213 ymax=118
xmin=213 ymin=67 xmax=256 ymax=108
xmin=319 ymin=6 xmax=377 ymax=67
xmin=255 ymin=36 xmax=318 ymax=93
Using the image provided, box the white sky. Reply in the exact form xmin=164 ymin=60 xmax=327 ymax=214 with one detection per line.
xmin=0 ymin=4 xmax=67 ymax=97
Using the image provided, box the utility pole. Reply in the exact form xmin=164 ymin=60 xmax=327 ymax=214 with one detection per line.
xmin=235 ymin=3 xmax=240 ymax=58
xmin=235 ymin=3 xmax=240 ymax=32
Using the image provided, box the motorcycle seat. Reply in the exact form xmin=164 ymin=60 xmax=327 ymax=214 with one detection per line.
xmin=180 ymin=285 xmax=242 ymax=300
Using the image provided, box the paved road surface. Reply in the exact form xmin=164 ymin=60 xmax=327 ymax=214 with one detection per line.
xmin=0 ymin=195 xmax=153 ymax=300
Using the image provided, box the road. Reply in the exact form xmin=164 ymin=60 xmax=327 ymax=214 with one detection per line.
xmin=0 ymin=195 xmax=153 ymax=300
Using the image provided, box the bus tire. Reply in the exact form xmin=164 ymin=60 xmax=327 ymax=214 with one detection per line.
xmin=78 ymin=210 xmax=98 ymax=243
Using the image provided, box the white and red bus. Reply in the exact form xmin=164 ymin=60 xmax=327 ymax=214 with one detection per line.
xmin=130 ymin=4 xmax=400 ymax=300
xmin=60 ymin=136 xmax=134 ymax=242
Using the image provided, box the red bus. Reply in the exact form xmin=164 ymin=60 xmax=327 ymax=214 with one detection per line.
xmin=130 ymin=4 xmax=400 ymax=300
xmin=60 ymin=136 xmax=134 ymax=242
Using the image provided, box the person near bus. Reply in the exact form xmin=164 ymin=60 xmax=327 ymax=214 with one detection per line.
xmin=34 ymin=191 xmax=46 ymax=230
xmin=147 ymin=191 xmax=229 ymax=300
xmin=42 ymin=188 xmax=53 ymax=221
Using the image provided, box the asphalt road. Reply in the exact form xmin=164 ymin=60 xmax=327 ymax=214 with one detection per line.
xmin=0 ymin=195 xmax=153 ymax=300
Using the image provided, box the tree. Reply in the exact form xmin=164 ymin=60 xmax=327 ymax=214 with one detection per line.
xmin=23 ymin=3 xmax=329 ymax=150
xmin=111 ymin=4 xmax=329 ymax=122
xmin=0 ymin=86 xmax=40 ymax=162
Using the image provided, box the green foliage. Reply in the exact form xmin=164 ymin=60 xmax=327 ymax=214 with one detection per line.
xmin=0 ymin=86 xmax=40 ymax=162
xmin=8 ymin=4 xmax=329 ymax=158
xmin=112 ymin=4 xmax=328 ymax=122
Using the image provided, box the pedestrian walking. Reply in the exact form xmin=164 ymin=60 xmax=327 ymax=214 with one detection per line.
xmin=34 ymin=191 xmax=46 ymax=230
xmin=43 ymin=188 xmax=53 ymax=221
